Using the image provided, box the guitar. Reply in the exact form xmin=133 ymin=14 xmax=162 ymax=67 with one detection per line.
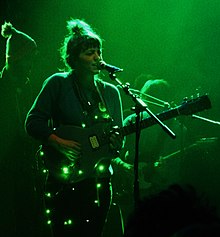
xmin=42 ymin=95 xmax=211 ymax=183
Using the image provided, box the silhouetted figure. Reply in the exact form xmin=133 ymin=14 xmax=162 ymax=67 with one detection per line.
xmin=0 ymin=21 xmax=38 ymax=237
xmin=124 ymin=183 xmax=220 ymax=237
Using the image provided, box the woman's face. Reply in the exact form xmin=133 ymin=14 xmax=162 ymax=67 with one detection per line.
xmin=75 ymin=47 xmax=102 ymax=75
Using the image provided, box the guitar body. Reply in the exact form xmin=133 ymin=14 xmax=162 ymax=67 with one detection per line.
xmin=41 ymin=95 xmax=211 ymax=184
xmin=42 ymin=123 xmax=113 ymax=183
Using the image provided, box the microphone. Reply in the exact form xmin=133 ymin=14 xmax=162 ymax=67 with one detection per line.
xmin=98 ymin=61 xmax=123 ymax=73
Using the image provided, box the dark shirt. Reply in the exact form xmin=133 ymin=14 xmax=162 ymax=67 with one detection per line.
xmin=25 ymin=72 xmax=124 ymax=179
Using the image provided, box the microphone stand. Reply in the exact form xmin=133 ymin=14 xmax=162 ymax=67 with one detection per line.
xmin=192 ymin=114 xmax=220 ymax=126
xmin=108 ymin=72 xmax=176 ymax=207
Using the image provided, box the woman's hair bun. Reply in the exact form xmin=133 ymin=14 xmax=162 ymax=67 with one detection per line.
xmin=67 ymin=19 xmax=92 ymax=36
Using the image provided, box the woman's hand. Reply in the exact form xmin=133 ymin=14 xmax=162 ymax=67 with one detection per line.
xmin=48 ymin=134 xmax=81 ymax=161
xmin=109 ymin=126 xmax=124 ymax=155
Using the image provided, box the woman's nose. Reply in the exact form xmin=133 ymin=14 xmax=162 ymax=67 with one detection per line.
xmin=94 ymin=51 xmax=101 ymax=60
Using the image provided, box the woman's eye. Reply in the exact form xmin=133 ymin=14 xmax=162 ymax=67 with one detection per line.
xmin=86 ymin=50 xmax=95 ymax=55
xmin=85 ymin=49 xmax=100 ymax=56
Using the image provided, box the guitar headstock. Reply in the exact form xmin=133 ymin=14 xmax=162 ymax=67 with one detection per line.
xmin=178 ymin=94 xmax=211 ymax=115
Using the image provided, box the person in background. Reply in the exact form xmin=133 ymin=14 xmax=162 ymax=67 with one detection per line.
xmin=121 ymin=73 xmax=165 ymax=118
xmin=1 ymin=21 xmax=37 ymax=82
xmin=123 ymin=183 xmax=220 ymax=237
xmin=0 ymin=22 xmax=38 ymax=236
xmin=112 ymin=76 xmax=189 ymax=231
xmin=0 ymin=21 xmax=37 ymax=143
xmin=0 ymin=21 xmax=37 ymax=134
xmin=25 ymin=18 xmax=126 ymax=237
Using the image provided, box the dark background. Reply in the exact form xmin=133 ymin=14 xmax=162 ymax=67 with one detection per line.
xmin=1 ymin=0 xmax=220 ymax=236
xmin=1 ymin=0 xmax=220 ymax=116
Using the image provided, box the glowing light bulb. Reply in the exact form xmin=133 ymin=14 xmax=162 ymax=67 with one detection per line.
xmin=98 ymin=165 xmax=105 ymax=171
xmin=45 ymin=192 xmax=51 ymax=198
xmin=154 ymin=161 xmax=159 ymax=167
xmin=62 ymin=167 xmax=69 ymax=174
xmin=47 ymin=220 xmax=52 ymax=225
xmin=46 ymin=209 xmax=50 ymax=214
xmin=96 ymin=183 xmax=101 ymax=188
xmin=78 ymin=170 xmax=83 ymax=175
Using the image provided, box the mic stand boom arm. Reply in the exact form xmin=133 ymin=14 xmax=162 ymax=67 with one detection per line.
xmin=108 ymin=72 xmax=176 ymax=206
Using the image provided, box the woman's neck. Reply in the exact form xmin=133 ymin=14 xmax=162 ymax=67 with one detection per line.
xmin=74 ymin=70 xmax=96 ymax=90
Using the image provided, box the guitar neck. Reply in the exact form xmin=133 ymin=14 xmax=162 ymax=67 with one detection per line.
xmin=122 ymin=107 xmax=179 ymax=137
xmin=121 ymin=94 xmax=211 ymax=137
